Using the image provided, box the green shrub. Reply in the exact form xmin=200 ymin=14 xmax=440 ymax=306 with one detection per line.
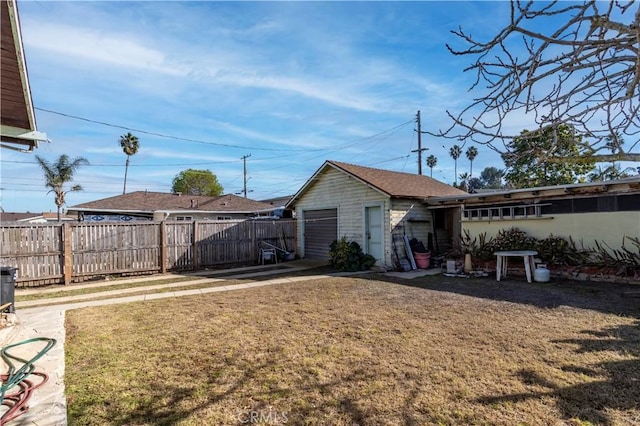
xmin=491 ymin=227 xmax=537 ymax=251
xmin=535 ymin=235 xmax=590 ymax=266
xmin=329 ymin=237 xmax=376 ymax=272
xmin=458 ymin=227 xmax=640 ymax=271
xmin=458 ymin=230 xmax=496 ymax=260
xmin=590 ymin=236 xmax=640 ymax=268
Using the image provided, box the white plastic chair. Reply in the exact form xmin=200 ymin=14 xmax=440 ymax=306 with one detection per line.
xmin=258 ymin=247 xmax=278 ymax=265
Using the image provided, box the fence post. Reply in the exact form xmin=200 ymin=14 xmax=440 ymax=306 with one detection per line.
xmin=192 ymin=221 xmax=199 ymax=271
xmin=62 ymin=223 xmax=72 ymax=285
xmin=251 ymin=220 xmax=256 ymax=259
xmin=160 ymin=221 xmax=167 ymax=274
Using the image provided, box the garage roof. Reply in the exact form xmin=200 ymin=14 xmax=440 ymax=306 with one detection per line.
xmin=288 ymin=160 xmax=467 ymax=206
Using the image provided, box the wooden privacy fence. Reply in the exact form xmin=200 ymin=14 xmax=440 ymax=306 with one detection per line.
xmin=0 ymin=220 xmax=297 ymax=287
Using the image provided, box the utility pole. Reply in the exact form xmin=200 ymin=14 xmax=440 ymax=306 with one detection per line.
xmin=241 ymin=154 xmax=251 ymax=197
xmin=411 ymin=110 xmax=428 ymax=175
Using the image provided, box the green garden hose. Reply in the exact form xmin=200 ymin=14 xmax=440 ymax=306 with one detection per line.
xmin=0 ymin=337 xmax=56 ymax=423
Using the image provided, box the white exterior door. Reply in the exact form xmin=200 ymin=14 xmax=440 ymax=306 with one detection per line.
xmin=365 ymin=205 xmax=383 ymax=261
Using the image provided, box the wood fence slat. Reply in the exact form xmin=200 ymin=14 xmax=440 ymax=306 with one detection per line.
xmin=1 ymin=219 xmax=297 ymax=287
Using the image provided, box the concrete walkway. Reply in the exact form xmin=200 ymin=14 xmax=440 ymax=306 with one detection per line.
xmin=0 ymin=260 xmax=338 ymax=426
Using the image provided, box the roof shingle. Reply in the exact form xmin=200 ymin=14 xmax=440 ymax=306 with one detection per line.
xmin=327 ymin=161 xmax=467 ymax=198
xmin=69 ymin=192 xmax=276 ymax=213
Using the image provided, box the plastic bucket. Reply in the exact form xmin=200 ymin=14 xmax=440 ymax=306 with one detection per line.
xmin=413 ymin=252 xmax=431 ymax=269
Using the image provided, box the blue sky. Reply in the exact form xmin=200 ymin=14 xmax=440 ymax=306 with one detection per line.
xmin=2 ymin=1 xmax=546 ymax=213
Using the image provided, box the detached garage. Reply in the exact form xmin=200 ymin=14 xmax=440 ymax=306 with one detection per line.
xmin=302 ymin=209 xmax=337 ymax=260
xmin=287 ymin=160 xmax=466 ymax=267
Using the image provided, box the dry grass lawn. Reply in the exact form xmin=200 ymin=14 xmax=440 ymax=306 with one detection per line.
xmin=65 ymin=275 xmax=640 ymax=425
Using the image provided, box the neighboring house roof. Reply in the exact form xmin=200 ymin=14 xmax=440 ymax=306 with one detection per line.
xmin=260 ymin=195 xmax=293 ymax=207
xmin=0 ymin=0 xmax=48 ymax=152
xmin=38 ymin=212 xmax=76 ymax=222
xmin=68 ymin=192 xmax=278 ymax=215
xmin=0 ymin=212 xmax=38 ymax=222
xmin=0 ymin=212 xmax=75 ymax=222
xmin=427 ymin=176 xmax=640 ymax=206
xmin=288 ymin=160 xmax=466 ymax=206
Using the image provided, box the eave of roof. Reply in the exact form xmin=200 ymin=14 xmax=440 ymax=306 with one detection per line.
xmin=0 ymin=0 xmax=47 ymax=152
xmin=427 ymin=176 xmax=640 ymax=206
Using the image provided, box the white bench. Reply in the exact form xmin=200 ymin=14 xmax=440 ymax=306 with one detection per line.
xmin=494 ymin=250 xmax=538 ymax=283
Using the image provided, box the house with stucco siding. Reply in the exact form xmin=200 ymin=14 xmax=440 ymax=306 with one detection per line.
xmin=426 ymin=176 xmax=640 ymax=252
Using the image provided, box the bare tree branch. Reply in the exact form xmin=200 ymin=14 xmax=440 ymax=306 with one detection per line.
xmin=545 ymin=153 xmax=640 ymax=163
xmin=431 ymin=1 xmax=640 ymax=164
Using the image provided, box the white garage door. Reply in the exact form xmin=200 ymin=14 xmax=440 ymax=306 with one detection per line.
xmin=304 ymin=209 xmax=338 ymax=260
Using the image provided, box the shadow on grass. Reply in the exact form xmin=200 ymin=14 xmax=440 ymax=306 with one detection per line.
xmin=362 ymin=272 xmax=640 ymax=424
xmin=369 ymin=271 xmax=640 ymax=318
xmin=69 ymin=358 xmax=390 ymax=425
xmin=67 ymin=267 xmax=639 ymax=425
xmin=475 ymin=321 xmax=640 ymax=425
xmin=68 ymin=359 xmax=267 ymax=425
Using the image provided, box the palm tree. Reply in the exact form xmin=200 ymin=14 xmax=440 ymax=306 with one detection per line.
xmin=35 ymin=154 xmax=89 ymax=222
xmin=120 ymin=132 xmax=140 ymax=194
xmin=465 ymin=146 xmax=478 ymax=176
xmin=426 ymin=155 xmax=438 ymax=177
xmin=458 ymin=172 xmax=470 ymax=191
xmin=449 ymin=144 xmax=462 ymax=185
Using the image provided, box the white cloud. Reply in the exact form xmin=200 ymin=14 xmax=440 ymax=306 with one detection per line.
xmin=22 ymin=22 xmax=186 ymax=76
xmin=142 ymin=148 xmax=239 ymax=163
xmin=217 ymin=72 xmax=384 ymax=113
xmin=23 ymin=6 xmax=454 ymax=117
xmin=84 ymin=147 xmax=121 ymax=155
xmin=9 ymin=1 xmax=538 ymax=213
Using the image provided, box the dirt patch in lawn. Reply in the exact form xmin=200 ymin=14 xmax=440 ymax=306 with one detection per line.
xmin=65 ymin=275 xmax=640 ymax=425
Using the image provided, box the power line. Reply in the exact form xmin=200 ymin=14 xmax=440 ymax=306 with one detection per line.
xmin=36 ymin=107 xmax=294 ymax=152
xmin=35 ymin=107 xmax=414 ymax=153
xmin=0 ymin=118 xmax=412 ymax=174
xmin=245 ymin=120 xmax=415 ymax=174
xmin=5 ymin=112 xmax=419 ymax=202
xmin=0 ymin=159 xmax=241 ymax=167
xmin=366 ymin=155 xmax=412 ymax=167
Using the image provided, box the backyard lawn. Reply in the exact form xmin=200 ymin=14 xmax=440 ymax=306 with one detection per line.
xmin=65 ymin=274 xmax=640 ymax=425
